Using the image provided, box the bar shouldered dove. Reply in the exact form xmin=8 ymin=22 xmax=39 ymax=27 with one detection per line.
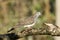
xmin=8 ymin=12 xmax=41 ymax=32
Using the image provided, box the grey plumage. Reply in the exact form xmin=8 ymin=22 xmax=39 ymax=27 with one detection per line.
xmin=8 ymin=12 xmax=41 ymax=32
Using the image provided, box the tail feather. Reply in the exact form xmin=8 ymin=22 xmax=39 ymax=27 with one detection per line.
xmin=8 ymin=28 xmax=15 ymax=32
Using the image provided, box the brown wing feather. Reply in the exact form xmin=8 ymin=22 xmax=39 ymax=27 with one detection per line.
xmin=20 ymin=16 xmax=34 ymax=25
xmin=13 ymin=14 xmax=35 ymax=28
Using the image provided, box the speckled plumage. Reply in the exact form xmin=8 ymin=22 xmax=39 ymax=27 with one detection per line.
xmin=8 ymin=12 xmax=41 ymax=32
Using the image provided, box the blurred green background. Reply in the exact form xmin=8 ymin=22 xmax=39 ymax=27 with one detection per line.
xmin=0 ymin=0 xmax=55 ymax=40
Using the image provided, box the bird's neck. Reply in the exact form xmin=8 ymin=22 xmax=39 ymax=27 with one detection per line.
xmin=34 ymin=15 xmax=39 ymax=23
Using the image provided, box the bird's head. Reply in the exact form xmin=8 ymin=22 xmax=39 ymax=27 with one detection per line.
xmin=34 ymin=12 xmax=41 ymax=19
xmin=36 ymin=12 xmax=41 ymax=16
xmin=34 ymin=12 xmax=42 ymax=22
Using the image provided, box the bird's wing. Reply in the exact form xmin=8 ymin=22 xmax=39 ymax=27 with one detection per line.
xmin=19 ymin=16 xmax=35 ymax=25
xmin=13 ymin=14 xmax=35 ymax=28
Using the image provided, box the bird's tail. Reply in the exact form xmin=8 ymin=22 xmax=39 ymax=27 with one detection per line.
xmin=7 ymin=28 xmax=15 ymax=32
